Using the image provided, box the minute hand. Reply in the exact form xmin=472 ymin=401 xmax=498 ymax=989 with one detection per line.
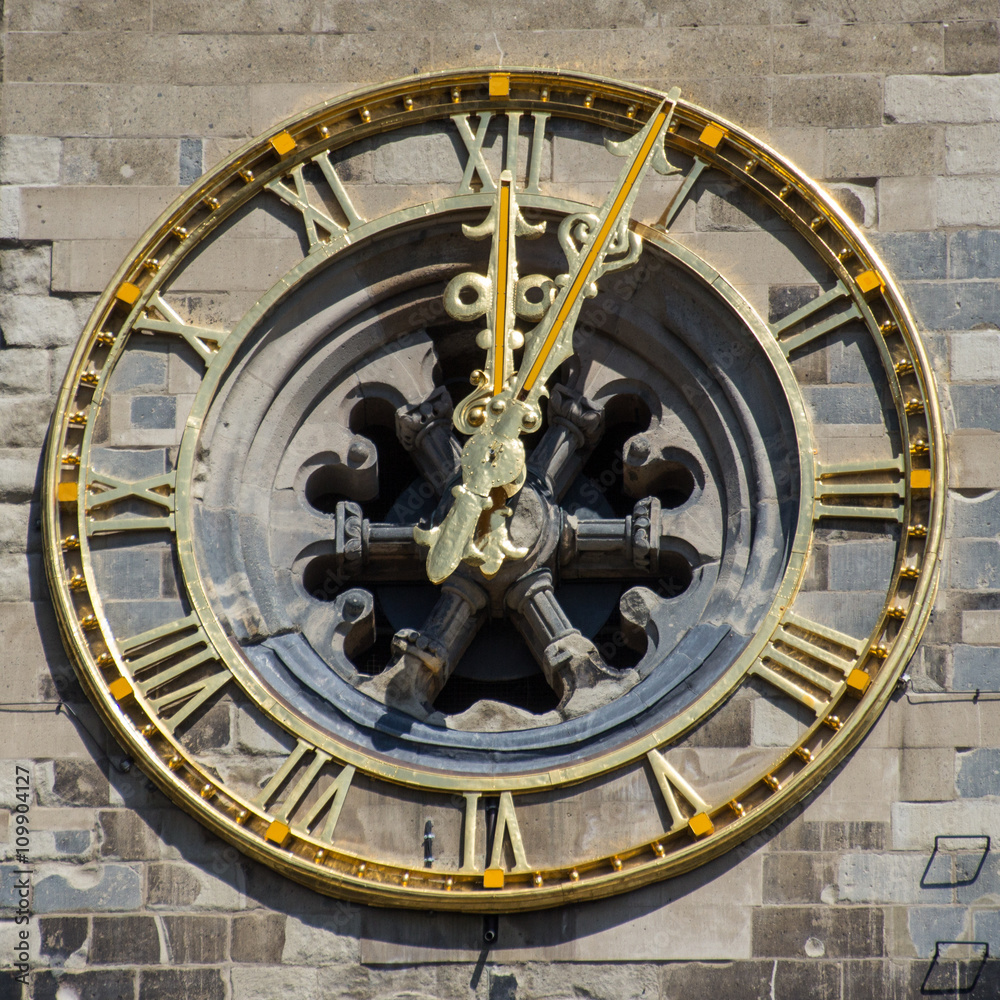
xmin=514 ymin=93 xmax=679 ymax=403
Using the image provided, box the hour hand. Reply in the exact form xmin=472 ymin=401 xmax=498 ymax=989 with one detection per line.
xmin=444 ymin=169 xmax=544 ymax=434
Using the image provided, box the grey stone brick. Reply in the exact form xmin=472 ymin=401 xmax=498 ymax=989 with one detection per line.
xmin=876 ymin=176 xmax=936 ymax=231
xmin=91 ymin=915 xmax=161 ymax=964
xmin=908 ymin=281 xmax=1000 ymax=331
xmin=956 ymin=747 xmax=1000 ymax=795
xmin=61 ymin=137 xmax=181 ymax=186
xmin=828 ymin=540 xmax=896 ymax=591
xmin=139 ymin=968 xmax=226 ymax=1000
xmin=952 ymin=332 xmax=1000 ymax=382
xmin=950 ymin=487 xmax=1000 ymax=537
xmin=950 ymin=230 xmax=1000 ymax=278
xmin=659 ymin=961 xmax=773 ymax=999
xmin=949 ymin=543 xmax=1000 ymax=590
xmin=944 ymin=20 xmax=1000 ymax=75
xmin=957 ymin=850 xmax=1000 ymax=904
xmin=936 ymin=176 xmax=1000 ymax=226
xmin=886 ymin=74 xmax=1000 ymax=125
xmin=841 ymin=959 xmax=928 ymax=1000
xmin=962 ymin=610 xmax=1000 ymax=644
xmin=98 ymin=810 xmax=163 ymax=860
xmin=802 ymin=384 xmax=883 ymax=424
xmin=947 ymin=125 xmax=1000 ymax=176
xmin=826 ymin=125 xmax=944 ymax=180
xmin=762 ymin=853 xmax=839 ymax=904
xmin=773 ymin=22 xmax=942 ymax=74
xmin=10 ymin=0 xmax=149 ymax=30
xmin=752 ymin=906 xmax=884 ymax=958
xmin=869 ymin=233 xmax=946 ymax=281
xmin=1 ymin=83 xmax=113 ymax=137
xmin=53 ymin=830 xmax=92 ymax=856
xmin=33 ymin=864 xmax=142 ymax=913
xmin=179 ymin=138 xmax=203 ymax=185
xmin=899 ymin=747 xmax=956 ymax=802
xmin=163 ymin=915 xmax=228 ymax=964
xmin=0 ymin=294 xmax=80 ymax=348
xmin=838 ymin=853 xmax=951 ymax=904
xmin=0 ymin=136 xmax=61 ymax=187
xmin=146 ymin=861 xmax=245 ymax=911
xmin=772 ymin=74 xmax=882 ymax=128
xmin=0 ymin=453 xmax=39 ymax=504
xmin=908 ymin=906 xmax=970 ymax=958
xmin=43 ymin=761 xmax=110 ymax=808
xmin=774 ymin=960 xmax=843 ymax=1000
xmin=129 ymin=395 xmax=177 ymax=429
xmin=110 ymin=85 xmax=252 ymax=139
xmin=38 ymin=915 xmax=88 ymax=962
xmin=31 ymin=969 xmax=135 ymax=1000
xmin=231 ymin=912 xmax=286 ymax=964
xmin=0 ymin=247 xmax=52 ymax=296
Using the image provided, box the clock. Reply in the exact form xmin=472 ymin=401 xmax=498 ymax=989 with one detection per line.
xmin=43 ymin=69 xmax=944 ymax=911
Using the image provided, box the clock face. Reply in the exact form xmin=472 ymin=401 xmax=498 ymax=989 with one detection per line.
xmin=44 ymin=69 xmax=944 ymax=911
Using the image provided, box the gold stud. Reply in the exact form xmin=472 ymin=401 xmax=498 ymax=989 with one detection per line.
xmin=626 ymin=104 xmax=637 ymax=118
xmin=611 ymin=856 xmax=622 ymax=871
xmin=540 ymin=88 xmax=549 ymax=102
xmin=68 ymin=574 xmax=87 ymax=591
xmin=236 ymin=809 xmax=249 ymax=824
xmin=62 ymin=535 xmax=80 ymax=550
xmin=451 ymin=86 xmax=461 ymax=103
xmin=238 ymin=168 xmax=255 ymax=183
xmin=404 ymin=96 xmax=414 ymax=111
xmin=401 ymin=871 xmax=410 ymax=886
xmin=763 ymin=774 xmax=781 ymax=791
xmin=729 ymin=799 xmax=746 ymax=818
xmin=809 ymin=215 xmax=825 ymax=231
xmin=445 ymin=876 xmax=453 ymax=890
xmin=533 ymin=872 xmax=543 ymax=887
xmin=168 ymin=755 xmax=183 ymax=769
xmin=201 ymin=784 xmax=215 ymax=799
xmin=172 ymin=225 xmax=188 ymax=240
xmin=315 ymin=850 xmax=326 ymax=864
xmin=569 ymin=869 xmax=579 ymax=881
xmin=203 ymin=195 xmax=220 ymax=211
xmin=824 ymin=715 xmax=843 ymax=731
xmin=794 ymin=747 xmax=814 ymax=764
xmin=360 ymin=107 xmax=372 ymax=123
xmin=651 ymin=841 xmax=665 ymax=857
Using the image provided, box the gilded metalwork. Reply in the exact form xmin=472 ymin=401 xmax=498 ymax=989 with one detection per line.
xmin=43 ymin=69 xmax=944 ymax=912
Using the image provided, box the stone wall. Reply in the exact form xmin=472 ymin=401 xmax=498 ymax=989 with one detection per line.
xmin=1 ymin=2 xmax=999 ymax=998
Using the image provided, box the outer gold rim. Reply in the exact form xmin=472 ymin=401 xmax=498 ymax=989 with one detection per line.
xmin=43 ymin=68 xmax=945 ymax=911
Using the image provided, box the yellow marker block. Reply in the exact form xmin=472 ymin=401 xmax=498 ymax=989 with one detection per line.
xmin=846 ymin=668 xmax=871 ymax=697
xmin=855 ymin=269 xmax=883 ymax=295
xmin=57 ymin=482 xmax=78 ymax=503
xmin=265 ymin=820 xmax=291 ymax=846
xmin=108 ymin=677 xmax=132 ymax=701
xmin=483 ymin=867 xmax=505 ymax=889
xmin=688 ymin=812 xmax=715 ymax=837
xmin=489 ymin=73 xmax=510 ymax=98
xmin=270 ymin=131 xmax=296 ymax=157
xmin=699 ymin=123 xmax=726 ymax=148
xmin=116 ymin=281 xmax=141 ymax=305
xmin=910 ymin=468 xmax=932 ymax=491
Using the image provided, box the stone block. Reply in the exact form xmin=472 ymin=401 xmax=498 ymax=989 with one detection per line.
xmin=163 ymin=915 xmax=228 ymax=964
xmin=154 ymin=0 xmax=322 ymax=31
xmin=827 ymin=539 xmax=896 ymax=591
xmin=1 ymin=84 xmax=113 ymax=137
xmin=139 ymin=969 xmax=226 ymax=1000
xmin=950 ymin=229 xmax=1000 ymax=278
xmin=41 ymin=761 xmax=110 ymax=809
xmin=38 ymin=915 xmax=88 ymax=963
xmin=33 ymin=863 xmax=141 ymax=912
xmin=907 ymin=906 xmax=970 ymax=959
xmin=281 ymin=913 xmax=359 ymax=965
xmin=0 ymin=351 xmax=51 ymax=396
xmin=0 ymin=293 xmax=80 ymax=349
xmin=773 ymin=22 xmax=942 ymax=74
xmin=868 ymin=232 xmax=946 ymax=281
xmin=762 ymin=128 xmax=827 ymax=178
xmin=762 ymin=852 xmax=839 ymax=904
xmin=893 ymin=698 xmax=981 ymax=749
xmin=772 ymin=74 xmax=882 ymax=128
xmin=876 ymin=176 xmax=936 ymax=232
xmin=773 ymin=960 xmax=843 ymax=1000
xmin=90 ymin=914 xmax=161 ymax=964
xmin=706 ymin=75 xmax=770 ymax=132
xmin=886 ymin=74 xmax=1000 ymax=124
xmin=962 ymin=610 xmax=1000 ymax=644
xmin=841 ymin=959 xmax=929 ymax=1000
xmin=804 ymin=748 xmax=899 ymax=823
xmin=951 ymin=332 xmax=1000 ymax=383
xmin=827 ymin=125 xmax=944 ymax=180
xmin=936 ymin=175 xmax=1000 ymax=226
xmin=229 ymin=966 xmax=320 ymax=1000
xmin=97 ymin=810 xmax=163 ymax=860
xmin=10 ymin=0 xmax=149 ymax=30
xmin=169 ymin=33 xmax=333 ymax=87
xmin=0 ymin=552 xmax=45 ymax=601
xmin=110 ymin=85 xmax=252 ymax=139
xmin=659 ymin=962 xmax=774 ymax=1000
xmin=231 ymin=913 xmax=286 ymax=964
xmin=248 ymin=84 xmax=348 ymax=136
xmin=957 ymin=850 xmax=1000 ymax=904
xmin=944 ymin=20 xmax=1000 ymax=75
xmin=179 ymin=138 xmax=203 ymax=185
xmin=5 ymin=32 xmax=173 ymax=86
xmin=0 ymin=247 xmax=52 ymax=295
xmin=752 ymin=905 xmax=884 ymax=958
xmin=838 ymin=853 xmax=951 ymax=904
xmin=803 ymin=384 xmax=882 ymax=423
xmin=0 ymin=136 xmax=61 ymax=186
xmin=956 ymin=747 xmax=1000 ymax=796
xmin=950 ymin=487 xmax=1000 ymax=536
xmin=146 ymin=861 xmax=246 ymax=911
xmin=899 ymin=747 xmax=956 ymax=802
xmin=61 ymin=138 xmax=181 ymax=186
xmin=892 ymin=799 xmax=998 ymax=849
xmin=31 ymin=969 xmax=135 ymax=1000
xmin=946 ymin=125 xmax=1000 ymax=177
xmin=908 ymin=281 xmax=1000 ymax=332
xmin=51 ymin=239 xmax=140 ymax=293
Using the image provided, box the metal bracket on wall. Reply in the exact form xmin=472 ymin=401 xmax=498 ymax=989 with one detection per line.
xmin=921 ymin=834 xmax=991 ymax=888
xmin=921 ymin=941 xmax=990 ymax=995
